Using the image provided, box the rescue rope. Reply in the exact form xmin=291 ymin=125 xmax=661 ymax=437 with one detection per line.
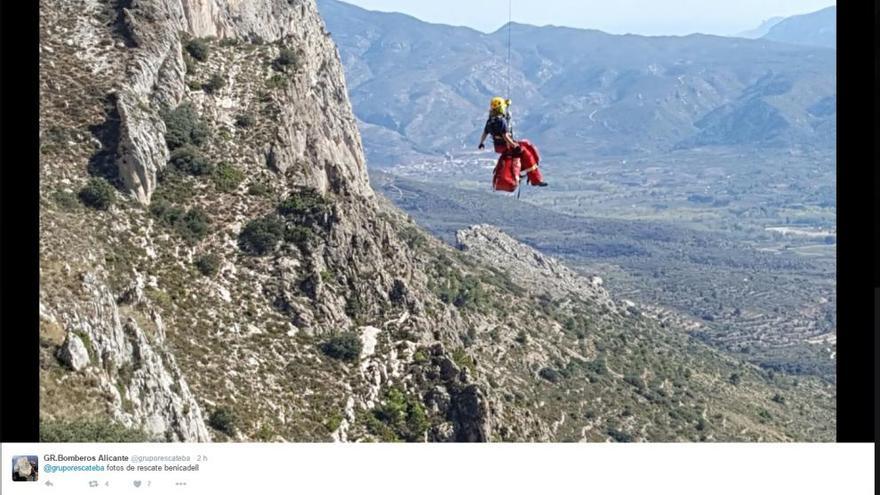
xmin=506 ymin=0 xmax=514 ymax=138
xmin=507 ymin=0 xmax=512 ymax=101
xmin=509 ymin=0 xmax=520 ymax=200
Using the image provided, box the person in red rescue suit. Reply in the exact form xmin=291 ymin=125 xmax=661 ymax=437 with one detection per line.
xmin=478 ymin=97 xmax=547 ymax=188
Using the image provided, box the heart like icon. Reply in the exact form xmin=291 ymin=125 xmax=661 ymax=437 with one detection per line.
xmin=134 ymin=480 xmax=142 ymax=488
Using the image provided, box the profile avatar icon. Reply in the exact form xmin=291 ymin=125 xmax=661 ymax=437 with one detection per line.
xmin=12 ymin=455 xmax=39 ymax=482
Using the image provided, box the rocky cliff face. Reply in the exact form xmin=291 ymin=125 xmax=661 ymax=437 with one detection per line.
xmin=40 ymin=0 xmax=834 ymax=442
xmin=45 ymin=272 xmax=210 ymax=441
xmin=111 ymin=0 xmax=370 ymax=203
xmin=42 ymin=0 xmax=487 ymax=442
xmin=42 ymin=0 xmax=373 ymax=442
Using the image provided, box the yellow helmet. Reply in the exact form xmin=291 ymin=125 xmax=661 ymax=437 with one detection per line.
xmin=490 ymin=96 xmax=509 ymax=113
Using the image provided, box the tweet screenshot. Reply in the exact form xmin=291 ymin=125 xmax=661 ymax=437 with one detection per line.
xmin=4 ymin=447 xmax=206 ymax=492
xmin=6 ymin=0 xmax=871 ymax=492
xmin=1 ymin=443 xmax=874 ymax=494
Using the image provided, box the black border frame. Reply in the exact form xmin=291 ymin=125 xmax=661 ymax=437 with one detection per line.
xmin=872 ymin=0 xmax=880 ymax=444
xmin=835 ymin=0 xmax=875 ymax=443
xmin=1 ymin=0 xmax=41 ymax=442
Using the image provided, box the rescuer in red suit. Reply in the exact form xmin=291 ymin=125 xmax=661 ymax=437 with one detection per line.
xmin=478 ymin=97 xmax=547 ymax=189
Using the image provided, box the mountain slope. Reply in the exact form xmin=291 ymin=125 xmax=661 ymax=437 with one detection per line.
xmin=453 ymin=225 xmax=834 ymax=441
xmin=762 ymin=7 xmax=836 ymax=48
xmin=317 ymin=0 xmax=835 ymax=166
xmin=40 ymin=0 xmax=834 ymax=442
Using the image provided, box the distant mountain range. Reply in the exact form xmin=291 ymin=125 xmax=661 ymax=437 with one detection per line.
xmin=318 ymin=0 xmax=836 ymax=166
xmin=761 ymin=6 xmax=836 ymax=49
xmin=736 ymin=17 xmax=784 ymax=39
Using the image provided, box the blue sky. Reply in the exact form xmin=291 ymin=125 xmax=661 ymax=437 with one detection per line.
xmin=338 ymin=0 xmax=836 ymax=36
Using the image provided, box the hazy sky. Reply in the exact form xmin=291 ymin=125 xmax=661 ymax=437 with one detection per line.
xmin=338 ymin=0 xmax=836 ymax=36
